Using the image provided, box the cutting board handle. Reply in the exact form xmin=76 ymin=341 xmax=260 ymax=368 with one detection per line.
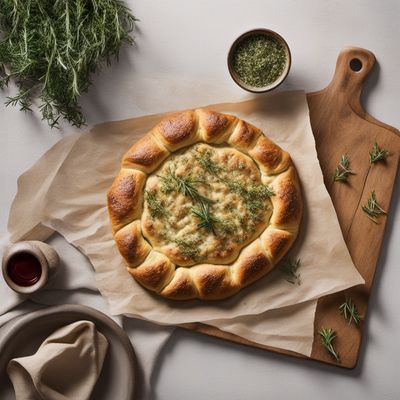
xmin=327 ymin=47 xmax=376 ymax=108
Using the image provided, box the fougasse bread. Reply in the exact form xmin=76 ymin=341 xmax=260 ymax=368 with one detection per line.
xmin=107 ymin=109 xmax=302 ymax=300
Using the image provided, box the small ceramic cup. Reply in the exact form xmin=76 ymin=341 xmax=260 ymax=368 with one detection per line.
xmin=227 ymin=28 xmax=292 ymax=93
xmin=2 ymin=241 xmax=60 ymax=294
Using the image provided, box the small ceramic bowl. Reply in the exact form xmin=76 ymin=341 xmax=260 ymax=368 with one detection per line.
xmin=227 ymin=28 xmax=291 ymax=93
xmin=2 ymin=241 xmax=60 ymax=294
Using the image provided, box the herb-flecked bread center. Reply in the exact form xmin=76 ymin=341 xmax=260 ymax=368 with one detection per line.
xmin=142 ymin=143 xmax=273 ymax=266
xmin=107 ymin=109 xmax=303 ymax=301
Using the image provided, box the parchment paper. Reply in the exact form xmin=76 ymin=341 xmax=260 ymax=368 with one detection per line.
xmin=8 ymin=90 xmax=363 ymax=326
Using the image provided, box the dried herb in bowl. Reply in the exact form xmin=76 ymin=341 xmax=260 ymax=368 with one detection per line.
xmin=231 ymin=33 xmax=288 ymax=88
xmin=0 ymin=0 xmax=137 ymax=128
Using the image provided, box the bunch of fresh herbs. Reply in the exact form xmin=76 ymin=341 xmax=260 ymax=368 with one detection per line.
xmin=0 ymin=0 xmax=136 ymax=128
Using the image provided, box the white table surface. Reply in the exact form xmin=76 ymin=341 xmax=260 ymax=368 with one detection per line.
xmin=1 ymin=0 xmax=399 ymax=399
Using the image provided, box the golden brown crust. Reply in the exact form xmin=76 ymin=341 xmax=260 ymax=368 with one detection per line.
xmin=107 ymin=169 xmax=146 ymax=233
xmin=190 ymin=265 xmax=239 ymax=300
xmin=122 ymin=133 xmax=170 ymax=173
xmin=228 ymin=120 xmax=261 ymax=153
xmin=153 ymin=110 xmax=199 ymax=151
xmin=160 ymin=268 xmax=198 ymax=300
xmin=114 ymin=221 xmax=151 ymax=267
xmin=249 ymin=135 xmax=291 ymax=175
xmin=269 ymin=166 xmax=302 ymax=230
xmin=233 ymin=240 xmax=273 ymax=287
xmin=260 ymin=226 xmax=296 ymax=264
xmin=108 ymin=109 xmax=302 ymax=301
xmin=197 ymin=109 xmax=237 ymax=143
xmin=128 ymin=251 xmax=175 ymax=292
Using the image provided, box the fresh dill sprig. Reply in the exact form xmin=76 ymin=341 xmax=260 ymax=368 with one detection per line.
xmin=333 ymin=154 xmax=355 ymax=182
xmin=339 ymin=297 xmax=363 ymax=326
xmin=191 ymin=202 xmax=220 ymax=233
xmin=0 ymin=0 xmax=137 ymax=128
xmin=318 ymin=328 xmax=340 ymax=362
xmin=145 ymin=190 xmax=167 ymax=219
xmin=369 ymin=142 xmax=388 ymax=164
xmin=361 ymin=191 xmax=386 ymax=223
xmin=158 ymin=167 xmax=212 ymax=205
xmin=280 ymin=258 xmax=301 ymax=285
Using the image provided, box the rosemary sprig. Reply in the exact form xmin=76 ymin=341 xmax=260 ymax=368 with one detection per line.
xmin=280 ymin=258 xmax=301 ymax=285
xmin=158 ymin=168 xmax=212 ymax=205
xmin=361 ymin=191 xmax=386 ymax=223
xmin=369 ymin=142 xmax=388 ymax=164
xmin=333 ymin=154 xmax=355 ymax=182
xmin=339 ymin=297 xmax=363 ymax=326
xmin=191 ymin=202 xmax=220 ymax=233
xmin=0 ymin=0 xmax=137 ymax=128
xmin=318 ymin=328 xmax=340 ymax=362
xmin=145 ymin=190 xmax=167 ymax=219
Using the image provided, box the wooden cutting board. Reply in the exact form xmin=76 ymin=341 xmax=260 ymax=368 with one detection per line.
xmin=181 ymin=47 xmax=400 ymax=369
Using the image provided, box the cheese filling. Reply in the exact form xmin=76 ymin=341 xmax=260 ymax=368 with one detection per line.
xmin=141 ymin=143 xmax=273 ymax=266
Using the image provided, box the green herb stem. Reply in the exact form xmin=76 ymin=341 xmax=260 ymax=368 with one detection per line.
xmin=191 ymin=202 xmax=220 ymax=233
xmin=339 ymin=297 xmax=363 ymax=326
xmin=280 ymin=258 xmax=301 ymax=285
xmin=369 ymin=142 xmax=388 ymax=164
xmin=361 ymin=191 xmax=386 ymax=223
xmin=158 ymin=167 xmax=212 ymax=205
xmin=318 ymin=328 xmax=340 ymax=362
xmin=333 ymin=154 xmax=355 ymax=182
xmin=0 ymin=0 xmax=137 ymax=128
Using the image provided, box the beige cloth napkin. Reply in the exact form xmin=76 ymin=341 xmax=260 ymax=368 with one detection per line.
xmin=7 ymin=321 xmax=108 ymax=400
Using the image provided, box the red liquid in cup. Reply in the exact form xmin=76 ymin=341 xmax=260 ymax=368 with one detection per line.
xmin=7 ymin=252 xmax=42 ymax=287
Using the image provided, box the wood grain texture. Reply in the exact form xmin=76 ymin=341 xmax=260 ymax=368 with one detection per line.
xmin=180 ymin=47 xmax=400 ymax=369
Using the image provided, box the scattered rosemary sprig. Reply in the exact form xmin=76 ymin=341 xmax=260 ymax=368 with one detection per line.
xmin=191 ymin=202 xmax=220 ymax=233
xmin=318 ymin=328 xmax=340 ymax=362
xmin=0 ymin=0 xmax=137 ymax=128
xmin=158 ymin=167 xmax=212 ymax=205
xmin=361 ymin=191 xmax=386 ymax=223
xmin=369 ymin=142 xmax=388 ymax=164
xmin=339 ymin=297 xmax=363 ymax=326
xmin=145 ymin=190 xmax=167 ymax=219
xmin=280 ymin=258 xmax=301 ymax=285
xmin=333 ymin=154 xmax=355 ymax=182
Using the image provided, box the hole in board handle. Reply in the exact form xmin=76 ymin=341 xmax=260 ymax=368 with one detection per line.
xmin=350 ymin=58 xmax=362 ymax=72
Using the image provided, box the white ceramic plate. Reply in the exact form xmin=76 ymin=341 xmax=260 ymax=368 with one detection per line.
xmin=0 ymin=304 xmax=136 ymax=399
